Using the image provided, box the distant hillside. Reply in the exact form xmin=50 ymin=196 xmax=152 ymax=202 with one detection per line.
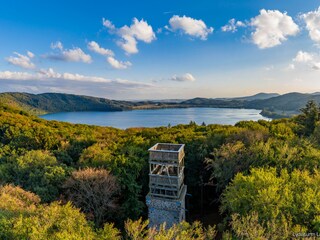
xmin=1 ymin=92 xmax=320 ymax=118
xmin=215 ymin=92 xmax=279 ymax=101
xmin=0 ymin=92 xmax=138 ymax=114
xmin=180 ymin=92 xmax=320 ymax=118
xmin=232 ymin=92 xmax=280 ymax=101
xmin=245 ymin=92 xmax=320 ymax=112
xmin=181 ymin=98 xmax=245 ymax=108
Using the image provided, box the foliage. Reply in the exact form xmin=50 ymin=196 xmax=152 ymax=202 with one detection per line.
xmin=227 ymin=212 xmax=307 ymax=240
xmin=296 ymin=100 xmax=320 ymax=136
xmin=0 ymin=185 xmax=216 ymax=239
xmin=96 ymin=223 xmax=122 ymax=240
xmin=11 ymin=202 xmax=96 ymax=240
xmin=207 ymin=124 xmax=320 ymax=191
xmin=0 ymin=185 xmax=96 ymax=240
xmin=63 ymin=168 xmax=120 ymax=226
xmin=221 ymin=168 xmax=320 ymax=234
xmin=2 ymin=101 xmax=320 ymax=237
xmin=0 ymin=92 xmax=136 ymax=114
xmin=124 ymin=218 xmax=217 ymax=240
xmin=0 ymin=150 xmax=68 ymax=202
xmin=0 ymin=184 xmax=40 ymax=215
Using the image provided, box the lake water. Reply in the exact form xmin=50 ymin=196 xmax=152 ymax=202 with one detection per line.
xmin=40 ymin=108 xmax=269 ymax=129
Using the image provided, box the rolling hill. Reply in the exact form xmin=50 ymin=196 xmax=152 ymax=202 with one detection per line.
xmin=245 ymin=92 xmax=320 ymax=112
xmin=1 ymin=92 xmax=320 ymax=118
xmin=0 ymin=92 xmax=138 ymax=114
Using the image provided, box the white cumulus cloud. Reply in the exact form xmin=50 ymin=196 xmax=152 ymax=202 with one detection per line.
xmin=46 ymin=42 xmax=92 ymax=63
xmin=102 ymin=18 xmax=116 ymax=31
xmin=87 ymin=41 xmax=114 ymax=56
xmin=293 ymin=51 xmax=313 ymax=63
xmin=301 ymin=7 xmax=320 ymax=44
xmin=62 ymin=48 xmax=92 ymax=63
xmin=117 ymin=35 xmax=138 ymax=55
xmin=107 ymin=56 xmax=132 ymax=69
xmin=221 ymin=18 xmax=246 ymax=32
xmin=250 ymin=9 xmax=299 ymax=49
xmin=167 ymin=15 xmax=213 ymax=40
xmin=38 ymin=68 xmax=110 ymax=82
xmin=170 ymin=73 xmax=196 ymax=82
xmin=290 ymin=50 xmax=320 ymax=71
xmin=6 ymin=52 xmax=36 ymax=69
xmin=103 ymin=18 xmax=156 ymax=55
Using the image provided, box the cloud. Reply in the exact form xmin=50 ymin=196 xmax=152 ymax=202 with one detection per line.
xmin=117 ymin=35 xmax=138 ymax=54
xmin=301 ymin=7 xmax=320 ymax=44
xmin=166 ymin=15 xmax=213 ymax=40
xmin=293 ymin=51 xmax=313 ymax=63
xmin=61 ymin=48 xmax=92 ymax=63
xmin=286 ymin=64 xmax=295 ymax=70
xmin=0 ymin=69 xmax=155 ymax=99
xmin=119 ymin=18 xmax=156 ymax=43
xmin=0 ymin=68 xmax=153 ymax=87
xmin=27 ymin=51 xmax=35 ymax=58
xmin=312 ymin=62 xmax=320 ymax=70
xmin=6 ymin=52 xmax=36 ymax=69
xmin=0 ymin=71 xmax=34 ymax=80
xmin=87 ymin=41 xmax=130 ymax=69
xmin=170 ymin=73 xmax=196 ymax=82
xmin=0 ymin=68 xmax=109 ymax=83
xmin=102 ymin=18 xmax=116 ymax=31
xmin=117 ymin=18 xmax=156 ymax=54
xmin=87 ymin=41 xmax=114 ymax=56
xmin=103 ymin=18 xmax=156 ymax=55
xmin=264 ymin=65 xmax=274 ymax=71
xmin=50 ymin=41 xmax=63 ymax=50
xmin=221 ymin=18 xmax=246 ymax=32
xmin=107 ymin=56 xmax=132 ymax=69
xmin=38 ymin=68 xmax=110 ymax=82
xmin=250 ymin=9 xmax=299 ymax=49
xmin=290 ymin=50 xmax=320 ymax=71
xmin=46 ymin=42 xmax=92 ymax=63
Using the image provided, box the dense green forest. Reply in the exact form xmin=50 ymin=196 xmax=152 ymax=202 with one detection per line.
xmin=1 ymin=100 xmax=320 ymax=239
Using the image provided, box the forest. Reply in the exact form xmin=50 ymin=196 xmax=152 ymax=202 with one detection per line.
xmin=1 ymin=100 xmax=320 ymax=239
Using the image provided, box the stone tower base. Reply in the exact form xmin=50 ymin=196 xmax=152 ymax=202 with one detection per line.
xmin=146 ymin=185 xmax=187 ymax=228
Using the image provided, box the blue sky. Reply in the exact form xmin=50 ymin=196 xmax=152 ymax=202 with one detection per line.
xmin=1 ymin=0 xmax=320 ymax=99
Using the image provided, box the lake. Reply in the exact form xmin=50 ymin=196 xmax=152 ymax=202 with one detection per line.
xmin=40 ymin=108 xmax=269 ymax=129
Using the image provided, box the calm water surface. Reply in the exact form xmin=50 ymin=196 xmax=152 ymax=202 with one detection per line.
xmin=40 ymin=108 xmax=269 ymax=129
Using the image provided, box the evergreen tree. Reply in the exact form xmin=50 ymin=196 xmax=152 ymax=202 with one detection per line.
xmin=296 ymin=100 xmax=320 ymax=136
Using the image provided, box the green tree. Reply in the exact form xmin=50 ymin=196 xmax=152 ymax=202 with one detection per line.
xmin=221 ymin=167 xmax=320 ymax=233
xmin=124 ymin=218 xmax=217 ymax=240
xmin=96 ymin=223 xmax=121 ymax=240
xmin=0 ymin=185 xmax=40 ymax=240
xmin=12 ymin=202 xmax=96 ymax=240
xmin=296 ymin=100 xmax=320 ymax=136
xmin=3 ymin=150 xmax=69 ymax=202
